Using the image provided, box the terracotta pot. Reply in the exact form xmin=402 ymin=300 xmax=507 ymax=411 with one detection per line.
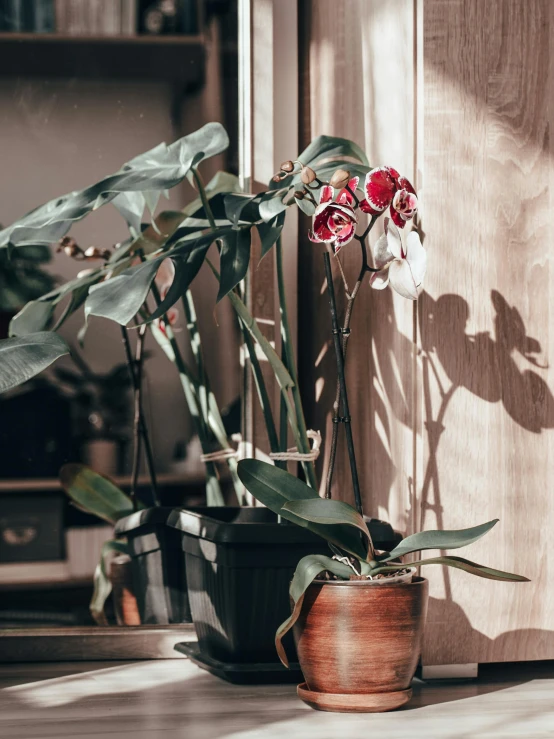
xmin=294 ymin=576 xmax=428 ymax=713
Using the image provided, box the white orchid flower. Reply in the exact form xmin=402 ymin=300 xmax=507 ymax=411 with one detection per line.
xmin=369 ymin=219 xmax=426 ymax=300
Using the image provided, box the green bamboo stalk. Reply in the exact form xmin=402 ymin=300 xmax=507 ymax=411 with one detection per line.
xmin=275 ymin=236 xmax=318 ymax=489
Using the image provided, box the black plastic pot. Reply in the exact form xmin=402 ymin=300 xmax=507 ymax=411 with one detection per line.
xmin=114 ymin=507 xmax=191 ymax=625
xmin=167 ymin=507 xmax=401 ymax=665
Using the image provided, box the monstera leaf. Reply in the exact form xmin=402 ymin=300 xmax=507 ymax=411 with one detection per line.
xmin=0 ymin=122 xmax=229 ymax=248
xmin=0 ymin=332 xmax=69 ymax=393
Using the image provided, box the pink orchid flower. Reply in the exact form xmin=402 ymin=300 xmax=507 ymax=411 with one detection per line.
xmin=308 ymin=177 xmax=359 ymax=253
xmin=360 ymin=166 xmax=418 ymax=229
xmin=369 ymin=219 xmax=426 ymax=300
xmin=154 ymin=258 xmax=178 ymax=333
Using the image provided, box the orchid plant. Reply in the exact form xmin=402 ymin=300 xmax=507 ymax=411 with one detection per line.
xmin=235 ymin=152 xmax=528 ymax=667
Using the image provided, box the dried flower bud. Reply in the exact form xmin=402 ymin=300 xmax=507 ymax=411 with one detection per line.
xmin=300 ymin=166 xmax=316 ymax=185
xmin=280 ymin=160 xmax=294 ymax=173
xmin=272 ymin=174 xmax=283 ymax=183
xmin=293 ymin=190 xmax=305 ymax=200
xmin=58 ymin=236 xmax=82 ymax=258
xmin=329 ymin=168 xmax=351 ymax=189
xmin=77 ymin=268 xmax=96 ymax=279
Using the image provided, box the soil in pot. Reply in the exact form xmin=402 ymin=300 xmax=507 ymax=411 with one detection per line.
xmin=294 ymin=576 xmax=429 ymax=713
xmin=114 ymin=507 xmax=191 ymax=625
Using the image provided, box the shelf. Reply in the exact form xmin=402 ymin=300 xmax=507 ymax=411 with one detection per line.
xmin=0 ymin=33 xmax=206 ymax=85
xmin=0 ymin=472 xmax=206 ymax=493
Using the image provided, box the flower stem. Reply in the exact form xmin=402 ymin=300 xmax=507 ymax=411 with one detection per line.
xmin=326 ymin=218 xmax=378 ymax=499
xmin=323 ymin=250 xmax=363 ymax=516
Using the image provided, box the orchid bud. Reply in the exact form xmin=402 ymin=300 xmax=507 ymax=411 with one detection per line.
xmin=329 ymin=169 xmax=351 ymax=189
xmin=294 ymin=190 xmax=305 ymax=200
xmin=272 ymin=174 xmax=283 ymax=183
xmin=77 ymin=268 xmax=95 ymax=279
xmin=58 ymin=236 xmax=81 ymax=258
xmin=84 ymin=246 xmax=107 ymax=259
xmin=280 ymin=160 xmax=294 ymax=173
xmin=300 ymin=166 xmax=316 ymax=185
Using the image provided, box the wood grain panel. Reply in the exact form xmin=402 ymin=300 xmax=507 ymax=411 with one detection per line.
xmin=299 ymin=0 xmax=554 ymax=665
xmin=421 ymin=0 xmax=554 ymax=664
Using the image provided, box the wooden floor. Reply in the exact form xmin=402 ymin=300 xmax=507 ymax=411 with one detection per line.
xmin=0 ymin=660 xmax=552 ymax=738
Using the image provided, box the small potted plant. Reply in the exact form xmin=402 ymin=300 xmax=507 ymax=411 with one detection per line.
xmin=235 ymin=159 xmax=529 ymax=712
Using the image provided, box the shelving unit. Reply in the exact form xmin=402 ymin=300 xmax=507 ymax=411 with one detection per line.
xmin=0 ymin=33 xmax=206 ymax=85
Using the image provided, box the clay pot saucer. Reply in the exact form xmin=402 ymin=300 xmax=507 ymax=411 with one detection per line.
xmin=297 ymin=682 xmax=412 ymax=713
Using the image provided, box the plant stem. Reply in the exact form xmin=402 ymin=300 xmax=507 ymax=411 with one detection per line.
xmin=120 ymin=325 xmax=159 ymax=507
xmin=275 ymin=236 xmax=318 ymax=488
xmin=241 ymin=323 xmax=281 ymax=454
xmin=323 ymin=250 xmax=363 ymax=516
xmin=325 ymin=217 xmax=378 ymax=499
xmin=181 ymin=289 xmax=245 ymax=503
xmin=191 ymin=167 xmax=282 ymax=459
xmin=149 ymin=282 xmax=224 ymax=506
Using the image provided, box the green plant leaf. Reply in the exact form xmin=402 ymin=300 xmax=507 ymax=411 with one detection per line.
xmin=275 ymin=554 xmax=353 ymax=667
xmin=0 ymin=122 xmax=229 ymax=248
xmin=9 ymin=300 xmax=55 ymax=336
xmin=0 ymin=332 xmax=69 ymax=394
xmin=224 ymin=288 xmax=294 ymax=390
xmin=90 ymin=539 xmax=128 ymax=625
xmin=216 ymin=227 xmax=252 ymax=302
xmin=257 ymin=212 xmax=285 ymax=259
xmin=237 ymin=460 xmax=367 ymax=559
xmin=223 ymin=193 xmax=258 ymax=225
xmin=297 ymin=134 xmax=370 ymax=169
xmin=59 ymin=464 xmax=138 ymax=524
xmin=381 ymin=520 xmax=500 ymax=562
xmin=372 ymin=555 xmax=529 ymax=582
xmin=282 ymin=498 xmax=372 ymax=557
xmin=85 ymin=259 xmax=161 ymax=326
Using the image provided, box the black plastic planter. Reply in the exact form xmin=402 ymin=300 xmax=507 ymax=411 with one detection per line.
xmin=114 ymin=507 xmax=191 ymax=625
xmin=167 ymin=507 xmax=401 ymax=668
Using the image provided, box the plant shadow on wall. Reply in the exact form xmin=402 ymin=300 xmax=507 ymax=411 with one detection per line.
xmin=416 ymin=287 xmax=554 ymax=655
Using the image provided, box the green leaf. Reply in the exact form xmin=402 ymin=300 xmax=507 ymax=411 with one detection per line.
xmin=0 ymin=122 xmax=229 ymax=248
xmin=257 ymin=212 xmax=285 ymax=259
xmin=216 ymin=227 xmax=252 ymax=302
xmin=223 ymin=193 xmax=257 ymax=225
xmin=382 ymin=520 xmax=500 ymax=562
xmin=225 ymin=288 xmax=294 ymax=390
xmin=85 ymin=259 xmax=160 ymax=326
xmin=112 ymin=191 xmax=146 ymax=235
xmin=90 ymin=539 xmax=129 ymax=625
xmin=237 ymin=460 xmax=367 ymax=559
xmin=297 ymin=134 xmax=370 ymax=169
xmin=373 ymin=555 xmax=529 ymax=582
xmin=282 ymin=499 xmax=372 ymax=558
xmin=0 ymin=332 xmax=69 ymax=394
xmin=59 ymin=464 xmax=137 ymax=524
xmin=275 ymin=554 xmax=352 ymax=667
xmin=9 ymin=300 xmax=55 ymax=336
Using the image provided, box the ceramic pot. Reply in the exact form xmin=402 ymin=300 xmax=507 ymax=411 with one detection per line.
xmin=294 ymin=576 xmax=428 ymax=713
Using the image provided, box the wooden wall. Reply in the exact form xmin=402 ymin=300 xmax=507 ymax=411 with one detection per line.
xmin=298 ymin=0 xmax=554 ymax=665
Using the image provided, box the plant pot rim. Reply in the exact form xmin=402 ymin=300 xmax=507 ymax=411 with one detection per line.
xmin=311 ymin=574 xmax=426 ymax=588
